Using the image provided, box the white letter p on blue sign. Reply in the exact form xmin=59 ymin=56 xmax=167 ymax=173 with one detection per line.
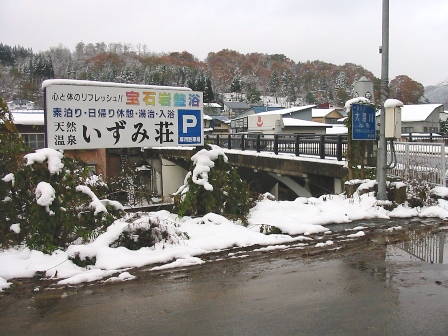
xmin=182 ymin=115 xmax=197 ymax=133
xmin=178 ymin=109 xmax=202 ymax=145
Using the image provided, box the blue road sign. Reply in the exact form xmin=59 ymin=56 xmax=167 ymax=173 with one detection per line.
xmin=178 ymin=109 xmax=203 ymax=145
xmin=352 ymin=103 xmax=376 ymax=140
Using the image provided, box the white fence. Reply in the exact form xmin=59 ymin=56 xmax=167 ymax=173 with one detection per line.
xmin=387 ymin=142 xmax=448 ymax=186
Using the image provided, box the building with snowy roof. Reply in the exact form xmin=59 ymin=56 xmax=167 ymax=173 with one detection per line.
xmin=223 ymin=101 xmax=254 ymax=118
xmin=399 ymin=104 xmax=443 ymax=133
xmin=230 ymin=105 xmax=329 ymax=134
xmin=203 ymin=102 xmax=222 ymax=116
xmin=7 ymin=99 xmax=35 ymax=110
xmin=312 ymin=108 xmax=344 ymax=124
xmin=255 ymin=105 xmax=316 ymax=121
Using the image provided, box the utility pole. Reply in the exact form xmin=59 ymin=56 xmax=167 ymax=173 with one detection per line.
xmin=377 ymin=0 xmax=389 ymax=200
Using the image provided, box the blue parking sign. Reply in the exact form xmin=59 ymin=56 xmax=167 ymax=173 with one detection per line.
xmin=178 ymin=109 xmax=203 ymax=145
xmin=352 ymin=104 xmax=376 ymax=140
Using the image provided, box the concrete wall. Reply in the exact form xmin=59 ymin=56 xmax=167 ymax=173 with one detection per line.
xmin=161 ymin=158 xmax=188 ymax=201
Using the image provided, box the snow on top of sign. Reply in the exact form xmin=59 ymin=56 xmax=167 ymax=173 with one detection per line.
xmin=344 ymin=97 xmax=371 ymax=112
xmin=42 ymin=79 xmax=192 ymax=92
xmin=384 ymin=99 xmax=403 ymax=108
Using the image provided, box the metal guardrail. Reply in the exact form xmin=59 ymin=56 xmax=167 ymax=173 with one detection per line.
xmin=205 ymin=134 xmax=348 ymax=161
xmin=388 ymin=141 xmax=448 ymax=186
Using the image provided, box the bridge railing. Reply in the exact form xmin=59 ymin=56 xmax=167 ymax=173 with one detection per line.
xmin=204 ymin=133 xmax=348 ymax=161
xmin=388 ymin=141 xmax=448 ymax=186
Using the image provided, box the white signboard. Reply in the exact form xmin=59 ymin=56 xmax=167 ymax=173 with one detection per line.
xmin=248 ymin=113 xmax=283 ymax=131
xmin=43 ymin=80 xmax=203 ymax=149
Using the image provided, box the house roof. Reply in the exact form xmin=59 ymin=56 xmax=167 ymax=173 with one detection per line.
xmin=8 ymin=99 xmax=34 ymax=105
xmin=256 ymin=105 xmax=316 ymax=116
xmin=251 ymin=105 xmax=285 ymax=114
xmin=204 ymin=103 xmax=222 ymax=108
xmin=401 ymin=104 xmax=443 ymax=122
xmin=312 ymin=108 xmax=341 ymax=118
xmin=224 ymin=101 xmax=251 ymax=109
xmin=203 ymin=114 xmax=213 ymax=120
xmin=211 ymin=116 xmax=230 ymax=122
xmin=326 ymin=125 xmax=348 ymax=134
xmin=283 ymin=117 xmax=331 ymax=128
xmin=11 ymin=110 xmax=44 ymax=125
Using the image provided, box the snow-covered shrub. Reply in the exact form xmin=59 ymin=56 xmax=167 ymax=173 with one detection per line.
xmin=172 ymin=144 xmax=250 ymax=221
xmin=0 ymin=149 xmax=124 ymax=253
xmin=112 ymin=213 xmax=188 ymax=250
xmin=406 ymin=178 xmax=437 ymax=208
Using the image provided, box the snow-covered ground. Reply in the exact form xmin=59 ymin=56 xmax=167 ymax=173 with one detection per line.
xmin=2 ymin=186 xmax=448 ymax=291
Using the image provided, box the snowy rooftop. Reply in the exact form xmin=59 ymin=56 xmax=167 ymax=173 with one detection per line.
xmin=203 ymin=114 xmax=213 ymax=120
xmin=256 ymin=105 xmax=316 ymax=116
xmin=283 ymin=117 xmax=331 ymax=128
xmin=400 ymin=104 xmax=443 ymax=122
xmin=204 ymin=103 xmax=222 ymax=108
xmin=326 ymin=125 xmax=348 ymax=134
xmin=11 ymin=110 xmax=44 ymax=126
xmin=312 ymin=108 xmax=340 ymax=118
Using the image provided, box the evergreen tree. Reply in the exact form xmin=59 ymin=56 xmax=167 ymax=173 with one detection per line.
xmin=203 ymin=77 xmax=215 ymax=103
xmin=173 ymin=145 xmax=250 ymax=221
xmin=230 ymin=76 xmax=242 ymax=94
xmin=246 ymin=86 xmax=262 ymax=104
xmin=269 ymin=70 xmax=280 ymax=97
xmin=306 ymin=91 xmax=317 ymax=104
xmin=0 ymin=98 xmax=122 ymax=253
xmin=0 ymin=98 xmax=28 ymax=175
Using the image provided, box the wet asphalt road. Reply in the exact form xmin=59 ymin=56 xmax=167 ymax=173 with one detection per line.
xmin=1 ymin=223 xmax=448 ymax=336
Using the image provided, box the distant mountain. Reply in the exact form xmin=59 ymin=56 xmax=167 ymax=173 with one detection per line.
xmin=424 ymin=80 xmax=448 ymax=105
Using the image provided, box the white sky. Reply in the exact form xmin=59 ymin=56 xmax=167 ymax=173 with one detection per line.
xmin=1 ymin=0 xmax=448 ymax=86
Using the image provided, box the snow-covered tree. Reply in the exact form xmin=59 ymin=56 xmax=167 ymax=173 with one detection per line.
xmin=172 ymin=145 xmax=250 ymax=221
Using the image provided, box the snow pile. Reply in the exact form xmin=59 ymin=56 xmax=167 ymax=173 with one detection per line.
xmin=24 ymin=148 xmax=64 ymax=174
xmin=35 ymin=181 xmax=56 ymax=214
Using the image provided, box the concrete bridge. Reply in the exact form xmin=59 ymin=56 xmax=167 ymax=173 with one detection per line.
xmin=145 ymin=145 xmax=348 ymax=200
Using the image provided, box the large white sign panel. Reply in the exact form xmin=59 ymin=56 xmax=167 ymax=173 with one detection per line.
xmin=43 ymin=80 xmax=204 ymax=149
xmin=248 ymin=113 xmax=283 ymax=131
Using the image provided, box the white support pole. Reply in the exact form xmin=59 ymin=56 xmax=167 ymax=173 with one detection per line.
xmin=440 ymin=144 xmax=446 ymax=186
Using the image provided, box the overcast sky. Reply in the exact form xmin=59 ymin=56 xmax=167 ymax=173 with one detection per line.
xmin=2 ymin=0 xmax=447 ymax=86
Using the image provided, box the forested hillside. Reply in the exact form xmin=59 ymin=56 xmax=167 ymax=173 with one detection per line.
xmin=0 ymin=42 xmax=427 ymax=109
